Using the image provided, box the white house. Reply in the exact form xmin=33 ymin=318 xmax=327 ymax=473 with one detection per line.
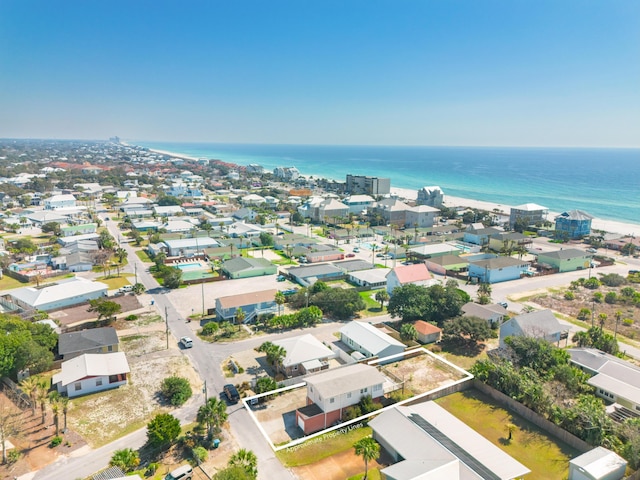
xmin=370 ymin=402 xmax=530 ymax=480
xmin=44 ymin=194 xmax=77 ymax=210
xmin=569 ymin=447 xmax=627 ymax=480
xmin=272 ymin=334 xmax=336 ymax=377
xmin=8 ymin=277 xmax=108 ymax=311
xmin=404 ymin=205 xmax=439 ymax=228
xmin=417 ymin=186 xmax=445 ymax=208
xmin=461 ymin=302 xmax=508 ymax=325
xmin=339 ymin=321 xmax=405 ymax=359
xmin=386 ymin=263 xmax=436 ymax=295
xmin=52 ymin=352 xmax=130 ymax=398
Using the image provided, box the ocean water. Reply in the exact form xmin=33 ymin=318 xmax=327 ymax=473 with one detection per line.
xmin=134 ymin=141 xmax=640 ymax=225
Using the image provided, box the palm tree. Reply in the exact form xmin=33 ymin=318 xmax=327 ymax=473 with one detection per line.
xmin=505 ymin=423 xmax=517 ymax=441
xmin=374 ymin=290 xmax=389 ymax=309
xmin=49 ymin=392 xmax=61 ymax=436
xmin=35 ymin=379 xmax=49 ymax=425
xmin=614 ymin=310 xmax=623 ymax=338
xmin=197 ymin=397 xmax=228 ymax=439
xmin=598 ymin=313 xmax=608 ymax=330
xmin=275 ymin=291 xmax=286 ymax=315
xmin=116 ymin=247 xmax=128 ymax=264
xmin=354 ymin=437 xmax=380 ymax=480
xmin=235 ymin=308 xmax=246 ymax=329
xmin=19 ymin=375 xmax=41 ymax=416
xmin=110 ymin=448 xmax=140 ymax=472
xmin=60 ymin=396 xmax=71 ymax=433
xmin=229 ymin=448 xmax=258 ymax=479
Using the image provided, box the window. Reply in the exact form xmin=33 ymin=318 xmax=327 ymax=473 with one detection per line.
xmin=74 ymin=382 xmax=82 ymax=391
xmin=373 ymin=384 xmax=381 ymax=391
xmin=107 ymin=345 xmax=113 ymax=352
xmin=330 ymin=398 xmax=335 ymax=404
xmin=96 ymin=379 xmax=103 ymax=387
xmin=108 ymin=375 xmax=120 ymax=384
xmin=360 ymin=388 xmax=368 ymax=394
xmin=293 ymin=365 xmax=298 ymax=371
xmin=347 ymin=392 xmax=352 ymax=399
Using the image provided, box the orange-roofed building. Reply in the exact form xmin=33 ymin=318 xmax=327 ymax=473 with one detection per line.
xmin=413 ymin=320 xmax=442 ymax=344
xmin=385 ymin=263 xmax=437 ymax=295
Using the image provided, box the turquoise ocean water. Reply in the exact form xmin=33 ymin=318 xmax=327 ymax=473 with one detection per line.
xmin=134 ymin=142 xmax=640 ymax=225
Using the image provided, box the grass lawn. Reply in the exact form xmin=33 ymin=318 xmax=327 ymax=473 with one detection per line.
xmin=135 ymin=249 xmax=153 ymax=263
xmin=95 ymin=273 xmax=134 ymax=289
xmin=0 ymin=275 xmax=27 ymax=291
xmin=277 ymin=426 xmax=372 ymax=467
xmin=348 ymin=469 xmax=381 ymax=480
xmin=358 ymin=291 xmax=386 ymax=318
xmin=436 ymin=390 xmax=580 ymax=479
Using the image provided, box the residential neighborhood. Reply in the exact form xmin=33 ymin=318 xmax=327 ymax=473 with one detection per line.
xmin=0 ymin=139 xmax=639 ymax=480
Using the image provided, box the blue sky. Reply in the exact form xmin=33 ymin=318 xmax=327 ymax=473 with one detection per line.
xmin=1 ymin=0 xmax=639 ymax=147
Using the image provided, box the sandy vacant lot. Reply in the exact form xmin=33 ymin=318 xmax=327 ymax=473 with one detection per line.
xmin=250 ymin=387 xmax=308 ymax=445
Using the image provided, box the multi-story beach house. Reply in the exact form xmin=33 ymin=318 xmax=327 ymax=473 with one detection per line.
xmin=416 ymin=185 xmax=445 ymax=208
xmin=554 ymin=210 xmax=594 ymax=239
xmin=345 ymin=174 xmax=390 ymax=196
xmin=509 ymin=203 xmax=548 ymax=228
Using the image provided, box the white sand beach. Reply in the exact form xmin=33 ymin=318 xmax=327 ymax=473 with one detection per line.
xmin=391 ymin=187 xmax=640 ymax=237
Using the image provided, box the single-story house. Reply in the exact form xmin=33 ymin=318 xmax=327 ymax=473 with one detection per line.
xmin=296 ymin=363 xmax=387 ymax=434
xmin=58 ymin=327 xmax=119 ymax=360
xmin=215 ymin=289 xmax=278 ymax=324
xmin=153 ymin=205 xmax=183 ymax=217
xmin=333 ymin=259 xmax=375 ymax=273
xmin=305 ymin=249 xmax=345 ymax=263
xmin=408 ymin=243 xmax=461 ymax=260
xmin=25 ymin=210 xmax=69 ymax=226
xmin=130 ymin=219 xmax=161 ymax=232
xmin=348 ymin=268 xmax=391 ymax=289
xmin=60 ymin=223 xmax=97 ymax=237
xmin=52 ymin=352 xmax=130 ymax=398
xmin=568 ymin=447 xmax=626 ymax=480
xmin=536 ymin=248 xmax=592 ymax=273
xmin=467 ymin=255 xmax=530 ymax=284
xmin=162 ymin=219 xmax=198 ymax=234
xmin=340 ymin=321 xmax=405 ymax=359
xmin=370 ymin=402 xmax=531 ymax=480
xmin=413 ymin=320 xmax=442 ymax=344
xmin=221 ymin=257 xmax=277 ymax=279
xmin=272 ymin=334 xmax=336 ymax=377
xmin=461 ymin=302 xmax=508 ymax=325
xmin=499 ymin=309 xmax=563 ymax=347
xmin=424 ymin=254 xmax=469 ymax=275
xmin=163 ymin=237 xmax=219 ymax=257
xmin=568 ymin=348 xmax=640 ymax=413
xmin=386 ymin=263 xmax=436 ymax=295
xmin=286 ymin=264 xmax=344 ymax=287
xmin=7 ymin=277 xmax=108 ymax=311
xmin=57 ymin=233 xmax=100 ymax=247
xmin=52 ymin=251 xmax=94 ymax=272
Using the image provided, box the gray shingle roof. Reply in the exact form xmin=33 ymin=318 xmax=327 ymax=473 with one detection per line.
xmin=58 ymin=327 xmax=119 ymax=356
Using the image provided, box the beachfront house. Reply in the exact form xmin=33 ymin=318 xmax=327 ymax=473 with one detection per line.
xmin=417 ymin=185 xmax=445 ymax=208
xmin=509 ymin=203 xmax=549 ymax=229
xmin=536 ymin=248 xmax=593 ymax=273
xmin=555 ymin=210 xmax=594 ymax=239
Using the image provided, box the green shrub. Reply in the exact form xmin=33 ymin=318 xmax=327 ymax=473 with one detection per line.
xmin=605 ymin=292 xmax=618 ymax=304
xmin=7 ymin=449 xmax=20 ymax=464
xmin=201 ymin=322 xmax=220 ymax=336
xmin=343 ymin=405 xmax=362 ymax=421
xmin=623 ymin=318 xmax=634 ymax=326
xmin=564 ymin=291 xmax=575 ymax=300
xmin=192 ymin=446 xmax=209 ymax=463
xmin=125 ymin=314 xmax=138 ymax=321
xmin=49 ymin=436 xmax=63 ymax=448
xmin=161 ymin=376 xmax=193 ymax=406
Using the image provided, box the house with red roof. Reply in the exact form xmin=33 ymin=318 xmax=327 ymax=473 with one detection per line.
xmin=413 ymin=320 xmax=442 ymax=344
xmin=385 ymin=263 xmax=437 ymax=295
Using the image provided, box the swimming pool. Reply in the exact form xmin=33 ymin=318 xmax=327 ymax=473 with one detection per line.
xmin=174 ymin=262 xmax=205 ymax=271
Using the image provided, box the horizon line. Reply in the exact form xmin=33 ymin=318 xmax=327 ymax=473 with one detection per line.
xmin=2 ymin=137 xmax=640 ymax=150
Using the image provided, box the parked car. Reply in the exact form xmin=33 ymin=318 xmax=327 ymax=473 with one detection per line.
xmin=276 ymin=275 xmax=286 ymax=282
xmin=119 ymin=285 xmax=133 ymax=293
xmin=224 ymin=384 xmax=240 ymax=403
xmin=346 ymin=253 xmax=356 ymax=258
xmin=281 ymin=288 xmax=299 ymax=296
xmin=587 ymin=248 xmax=597 ymax=253
xmin=498 ymin=302 xmax=508 ymax=309
xmin=179 ymin=336 xmax=193 ymax=348
xmin=165 ymin=465 xmax=193 ymax=480
xmin=353 ymin=247 xmax=360 ymax=253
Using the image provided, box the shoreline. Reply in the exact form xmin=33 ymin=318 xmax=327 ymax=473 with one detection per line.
xmin=391 ymin=187 xmax=640 ymax=237
xmin=139 ymin=144 xmax=640 ymax=237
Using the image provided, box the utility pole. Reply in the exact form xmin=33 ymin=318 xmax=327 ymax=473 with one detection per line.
xmin=134 ymin=262 xmax=138 ymax=285
xmin=203 ymin=380 xmax=208 ymax=401
xmin=165 ymin=306 xmax=169 ymax=349
xmin=201 ymin=278 xmax=205 ymax=316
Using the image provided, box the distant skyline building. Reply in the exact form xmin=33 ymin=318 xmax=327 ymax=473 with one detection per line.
xmin=345 ymin=174 xmax=390 ymax=196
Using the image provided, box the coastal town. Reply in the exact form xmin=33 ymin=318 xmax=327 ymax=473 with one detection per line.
xmin=0 ymin=138 xmax=639 ymax=480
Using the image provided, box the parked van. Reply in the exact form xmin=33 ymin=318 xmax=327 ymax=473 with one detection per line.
xmin=119 ymin=285 xmax=133 ymax=293
xmin=165 ymin=465 xmax=193 ymax=480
